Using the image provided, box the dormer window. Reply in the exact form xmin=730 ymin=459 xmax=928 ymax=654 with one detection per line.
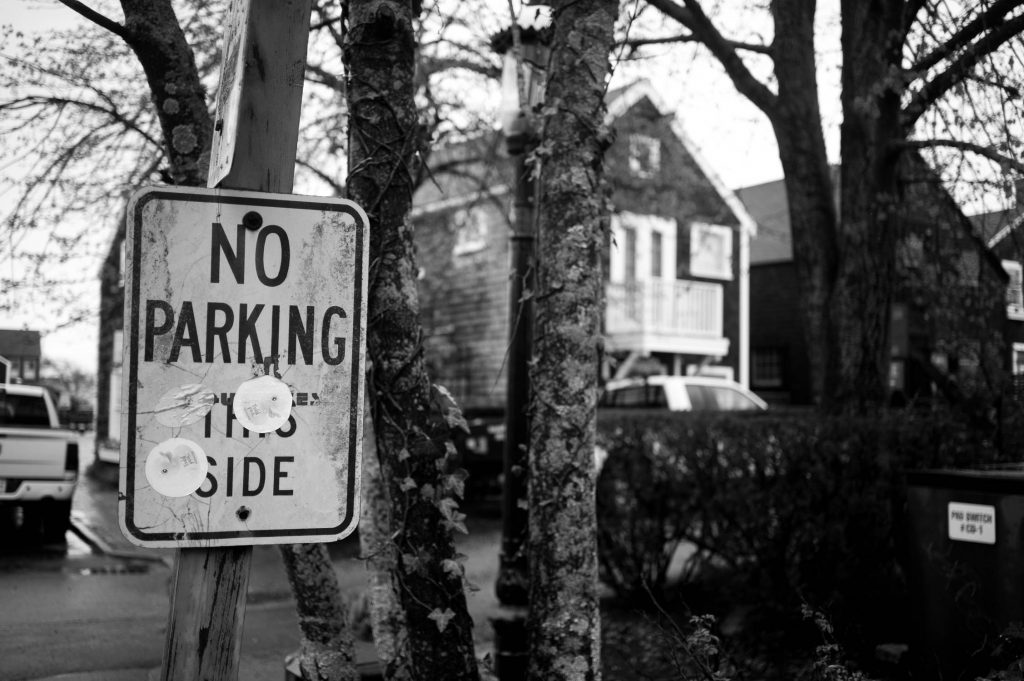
xmin=689 ymin=222 xmax=733 ymax=280
xmin=452 ymin=207 xmax=487 ymax=256
xmin=628 ymin=134 xmax=661 ymax=179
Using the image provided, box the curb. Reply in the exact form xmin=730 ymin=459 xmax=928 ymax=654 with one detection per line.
xmin=69 ymin=511 xmax=172 ymax=566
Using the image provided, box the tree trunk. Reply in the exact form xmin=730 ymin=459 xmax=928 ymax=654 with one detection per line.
xmin=344 ymin=2 xmax=480 ymax=679
xmin=280 ymin=544 xmax=358 ymax=681
xmin=834 ymin=0 xmax=906 ymax=410
xmin=359 ymin=398 xmax=413 ymax=680
xmin=527 ymin=1 xmax=618 ymax=679
xmin=769 ymin=0 xmax=839 ymax=407
xmin=120 ymin=0 xmax=213 ymax=186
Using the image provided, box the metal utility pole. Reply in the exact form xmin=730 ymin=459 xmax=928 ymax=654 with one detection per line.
xmin=491 ymin=24 xmax=549 ymax=681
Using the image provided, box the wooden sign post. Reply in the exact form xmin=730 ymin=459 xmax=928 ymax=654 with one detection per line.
xmin=154 ymin=1 xmax=313 ymax=678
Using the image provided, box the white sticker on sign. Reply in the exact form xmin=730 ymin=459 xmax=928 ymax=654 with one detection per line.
xmin=948 ymin=501 xmax=996 ymax=545
xmin=145 ymin=439 xmax=209 ymax=497
xmin=233 ymin=375 xmax=293 ymax=434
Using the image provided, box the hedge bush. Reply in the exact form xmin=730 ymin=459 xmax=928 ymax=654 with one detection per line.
xmin=595 ymin=407 xmax=1015 ymax=653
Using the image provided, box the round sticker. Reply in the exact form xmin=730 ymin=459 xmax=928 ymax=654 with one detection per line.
xmin=154 ymin=384 xmax=216 ymax=428
xmin=233 ymin=375 xmax=292 ymax=434
xmin=144 ymin=438 xmax=209 ymax=497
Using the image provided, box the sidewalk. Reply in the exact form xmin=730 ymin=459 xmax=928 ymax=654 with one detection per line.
xmin=48 ymin=463 xmax=503 ymax=681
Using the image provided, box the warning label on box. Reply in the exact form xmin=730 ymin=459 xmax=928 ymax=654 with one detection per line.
xmin=948 ymin=502 xmax=996 ymax=545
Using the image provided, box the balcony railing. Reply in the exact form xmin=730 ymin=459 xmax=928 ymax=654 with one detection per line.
xmin=606 ymin=278 xmax=723 ymax=338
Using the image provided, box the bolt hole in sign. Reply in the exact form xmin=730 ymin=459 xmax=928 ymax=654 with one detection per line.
xmin=120 ymin=186 xmax=369 ymax=548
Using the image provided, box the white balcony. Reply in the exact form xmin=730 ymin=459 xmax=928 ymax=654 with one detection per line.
xmin=605 ymin=278 xmax=729 ymax=356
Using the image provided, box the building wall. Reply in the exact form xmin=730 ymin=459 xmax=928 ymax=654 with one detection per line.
xmin=417 ymin=200 xmax=514 ymax=410
xmin=95 ymin=227 xmax=124 ymax=445
xmin=748 ymin=262 xmax=812 ymax=404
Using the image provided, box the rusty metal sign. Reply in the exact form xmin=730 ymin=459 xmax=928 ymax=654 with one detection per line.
xmin=120 ymin=186 xmax=368 ymax=548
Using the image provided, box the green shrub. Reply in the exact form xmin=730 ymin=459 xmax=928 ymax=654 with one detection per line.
xmin=595 ymin=408 xmax=1012 ymax=653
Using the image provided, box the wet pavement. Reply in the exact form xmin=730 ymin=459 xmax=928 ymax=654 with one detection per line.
xmin=0 ymin=432 xmax=504 ymax=681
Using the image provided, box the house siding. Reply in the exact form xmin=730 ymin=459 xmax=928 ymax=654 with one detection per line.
xmin=415 ymin=87 xmax=748 ymax=408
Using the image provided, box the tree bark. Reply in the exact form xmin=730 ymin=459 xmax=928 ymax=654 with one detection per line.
xmin=527 ymin=1 xmax=618 ymax=679
xmin=769 ymin=0 xmax=839 ymax=407
xmin=344 ymin=2 xmax=480 ymax=680
xmin=280 ymin=544 xmax=358 ymax=681
xmin=359 ymin=399 xmax=414 ymax=680
xmin=119 ymin=0 xmax=213 ymax=186
xmin=834 ymin=0 xmax=906 ymax=410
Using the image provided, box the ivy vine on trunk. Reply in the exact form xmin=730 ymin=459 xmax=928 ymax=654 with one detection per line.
xmin=343 ymin=1 xmax=480 ymax=680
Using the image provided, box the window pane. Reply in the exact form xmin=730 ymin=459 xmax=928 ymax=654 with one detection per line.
xmin=651 ymin=231 xmax=663 ymax=278
xmin=624 ymin=227 xmax=637 ymax=282
xmin=685 ymin=385 xmax=713 ymax=411
xmin=710 ymin=386 xmax=759 ymax=411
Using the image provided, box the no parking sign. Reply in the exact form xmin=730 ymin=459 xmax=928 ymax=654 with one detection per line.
xmin=119 ymin=186 xmax=368 ymax=548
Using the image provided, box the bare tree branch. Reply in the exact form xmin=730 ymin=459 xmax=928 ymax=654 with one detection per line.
xmin=621 ymin=32 xmax=773 ymax=56
xmin=646 ymin=0 xmax=778 ymax=116
xmin=896 ymin=137 xmax=1024 ymax=174
xmin=902 ymin=11 xmax=1024 ymax=128
xmin=57 ymin=0 xmax=132 ymax=42
xmin=910 ymin=0 xmax=1024 ymax=74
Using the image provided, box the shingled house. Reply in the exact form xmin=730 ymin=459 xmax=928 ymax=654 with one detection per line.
xmin=413 ymin=80 xmax=757 ymax=411
xmin=739 ymin=156 xmax=1008 ymax=406
xmin=0 ymin=328 xmax=42 ymax=383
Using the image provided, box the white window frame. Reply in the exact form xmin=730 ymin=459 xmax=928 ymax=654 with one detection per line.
xmin=628 ymin=133 xmax=661 ymax=179
xmin=690 ymin=222 xmax=733 ymax=280
xmin=1003 ymin=260 xmax=1024 ymax=320
xmin=1013 ymin=343 xmax=1024 ymax=376
xmin=452 ymin=207 xmax=488 ymax=256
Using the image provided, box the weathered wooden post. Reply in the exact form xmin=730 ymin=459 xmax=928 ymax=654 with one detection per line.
xmin=161 ymin=3 xmax=312 ymax=678
xmin=116 ymin=2 xmax=367 ymax=679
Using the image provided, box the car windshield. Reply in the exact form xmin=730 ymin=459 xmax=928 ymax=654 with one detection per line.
xmin=686 ymin=384 xmax=761 ymax=411
xmin=0 ymin=393 xmax=51 ymax=427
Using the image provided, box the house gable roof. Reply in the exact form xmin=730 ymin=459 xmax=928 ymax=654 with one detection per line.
xmin=607 ymin=80 xmax=756 ymax=236
xmin=413 ymin=79 xmax=757 ymax=235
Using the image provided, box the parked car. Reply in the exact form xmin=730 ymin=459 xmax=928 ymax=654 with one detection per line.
xmin=0 ymin=384 xmax=79 ymax=541
xmin=598 ymin=375 xmax=768 ymax=412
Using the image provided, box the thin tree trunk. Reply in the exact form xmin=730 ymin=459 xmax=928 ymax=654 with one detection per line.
xmin=280 ymin=544 xmax=358 ymax=681
xmin=359 ymin=395 xmax=413 ymax=680
xmin=344 ymin=2 xmax=480 ymax=679
xmin=527 ymin=1 xmax=618 ymax=679
xmin=119 ymin=0 xmax=213 ymax=186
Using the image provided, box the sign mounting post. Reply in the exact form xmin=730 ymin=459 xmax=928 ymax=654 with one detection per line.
xmin=114 ymin=2 xmax=369 ymax=679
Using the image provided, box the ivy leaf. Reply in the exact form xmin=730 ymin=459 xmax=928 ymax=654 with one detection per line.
xmin=428 ymin=607 xmax=456 ymax=633
xmin=431 ymin=384 xmax=469 ymax=433
xmin=400 ymin=477 xmax=417 ymax=492
xmin=398 ymin=448 xmax=411 ymax=462
xmin=437 ymin=497 xmax=468 ymax=534
xmin=442 ymin=558 xmax=463 ymax=579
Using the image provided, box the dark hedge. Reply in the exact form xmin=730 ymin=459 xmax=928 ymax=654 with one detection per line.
xmin=595 ymin=407 xmax=1017 ymax=656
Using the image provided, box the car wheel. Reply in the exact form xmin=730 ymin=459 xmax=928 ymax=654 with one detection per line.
xmin=41 ymin=500 xmax=71 ymax=543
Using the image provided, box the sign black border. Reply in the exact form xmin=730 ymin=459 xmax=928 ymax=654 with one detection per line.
xmin=124 ymin=189 xmax=366 ymax=543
